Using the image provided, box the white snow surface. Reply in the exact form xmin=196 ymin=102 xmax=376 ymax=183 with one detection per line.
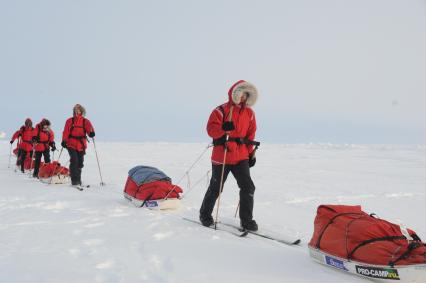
xmin=1 ymin=141 xmax=425 ymax=283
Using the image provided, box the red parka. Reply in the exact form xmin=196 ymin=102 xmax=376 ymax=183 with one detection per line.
xmin=11 ymin=130 xmax=21 ymax=144
xmin=33 ymin=123 xmax=55 ymax=152
xmin=207 ymin=80 xmax=258 ymax=165
xmin=62 ymin=115 xmax=94 ymax=152
xmin=11 ymin=126 xmax=34 ymax=152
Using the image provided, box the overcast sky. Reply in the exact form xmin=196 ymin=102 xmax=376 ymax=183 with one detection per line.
xmin=1 ymin=0 xmax=425 ymax=144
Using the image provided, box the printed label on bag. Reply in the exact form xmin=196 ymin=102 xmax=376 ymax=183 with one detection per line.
xmin=145 ymin=200 xmax=159 ymax=208
xmin=356 ymin=265 xmax=400 ymax=280
xmin=325 ymin=256 xmax=348 ymax=271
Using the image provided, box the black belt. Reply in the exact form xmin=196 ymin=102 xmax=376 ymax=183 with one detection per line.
xmin=69 ymin=135 xmax=85 ymax=140
xmin=213 ymin=136 xmax=260 ymax=148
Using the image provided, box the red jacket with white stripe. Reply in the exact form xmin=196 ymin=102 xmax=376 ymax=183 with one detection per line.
xmin=207 ymin=80 xmax=258 ymax=165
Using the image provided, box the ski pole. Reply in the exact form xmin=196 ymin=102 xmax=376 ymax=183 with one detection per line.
xmin=48 ymin=147 xmax=64 ymax=185
xmin=92 ymin=138 xmax=105 ymax=186
xmin=29 ymin=148 xmax=36 ymax=177
xmin=57 ymin=147 xmax=63 ymax=161
xmin=234 ymin=202 xmax=240 ymax=218
xmin=214 ymin=106 xmax=234 ymax=230
xmin=8 ymin=143 xmax=12 ymax=168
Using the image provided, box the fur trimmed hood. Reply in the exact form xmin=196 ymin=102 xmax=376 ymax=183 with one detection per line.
xmin=73 ymin=104 xmax=86 ymax=117
xmin=228 ymin=80 xmax=258 ymax=107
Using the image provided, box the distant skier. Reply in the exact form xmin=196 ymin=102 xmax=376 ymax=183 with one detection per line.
xmin=10 ymin=118 xmax=35 ymax=172
xmin=200 ymin=80 xmax=260 ymax=231
xmin=61 ymin=104 xmax=95 ymax=186
xmin=32 ymin=119 xmax=56 ymax=178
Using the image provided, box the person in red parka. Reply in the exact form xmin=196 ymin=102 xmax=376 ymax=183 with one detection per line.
xmin=61 ymin=104 xmax=95 ymax=186
xmin=32 ymin=119 xmax=56 ymax=178
xmin=200 ymin=80 xmax=260 ymax=231
xmin=10 ymin=127 xmax=23 ymax=166
xmin=10 ymin=118 xmax=35 ymax=172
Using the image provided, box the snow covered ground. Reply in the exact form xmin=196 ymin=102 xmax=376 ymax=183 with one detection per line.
xmin=1 ymin=141 xmax=425 ymax=283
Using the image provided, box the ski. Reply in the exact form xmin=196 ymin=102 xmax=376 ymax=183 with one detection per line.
xmin=71 ymin=184 xmax=90 ymax=191
xmin=72 ymin=185 xmax=84 ymax=191
xmin=219 ymin=220 xmax=301 ymax=246
xmin=182 ymin=217 xmax=248 ymax=237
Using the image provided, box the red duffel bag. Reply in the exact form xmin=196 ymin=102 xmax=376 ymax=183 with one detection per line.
xmin=38 ymin=161 xmax=69 ymax=179
xmin=124 ymin=177 xmax=182 ymax=201
xmin=309 ymin=205 xmax=426 ymax=266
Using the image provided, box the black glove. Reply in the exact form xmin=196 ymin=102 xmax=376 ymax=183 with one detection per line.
xmin=249 ymin=152 xmax=256 ymax=168
xmin=88 ymin=132 xmax=95 ymax=138
xmin=32 ymin=136 xmax=40 ymax=143
xmin=50 ymin=142 xmax=56 ymax=152
xmin=222 ymin=121 xmax=235 ymax=131
xmin=10 ymin=140 xmax=13 ymax=144
xmin=249 ymin=156 xmax=256 ymax=168
xmin=212 ymin=135 xmax=227 ymax=146
xmin=61 ymin=141 xmax=67 ymax=148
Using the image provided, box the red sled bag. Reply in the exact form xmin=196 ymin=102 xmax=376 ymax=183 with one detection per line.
xmin=38 ymin=161 xmax=70 ymax=184
xmin=124 ymin=178 xmax=182 ymax=200
xmin=38 ymin=161 xmax=69 ymax=178
xmin=22 ymin=155 xmax=35 ymax=170
xmin=123 ymin=165 xmax=183 ymax=210
xmin=309 ymin=205 xmax=426 ymax=266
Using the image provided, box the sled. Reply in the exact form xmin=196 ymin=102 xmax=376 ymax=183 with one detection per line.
xmin=39 ymin=174 xmax=70 ymax=185
xmin=309 ymin=205 xmax=426 ymax=282
xmin=123 ymin=165 xmax=183 ymax=210
xmin=38 ymin=161 xmax=70 ymax=184
xmin=123 ymin=192 xmax=181 ymax=210
xmin=309 ymin=246 xmax=426 ymax=282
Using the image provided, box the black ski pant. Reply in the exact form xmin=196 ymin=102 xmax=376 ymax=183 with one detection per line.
xmin=200 ymin=160 xmax=256 ymax=223
xmin=20 ymin=150 xmax=33 ymax=173
xmin=33 ymin=149 xmax=51 ymax=177
xmin=68 ymin=148 xmax=85 ymax=185
xmin=16 ymin=149 xmax=23 ymax=166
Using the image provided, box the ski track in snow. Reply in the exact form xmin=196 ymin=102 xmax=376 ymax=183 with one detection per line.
xmin=0 ymin=141 xmax=425 ymax=283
